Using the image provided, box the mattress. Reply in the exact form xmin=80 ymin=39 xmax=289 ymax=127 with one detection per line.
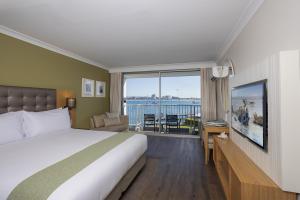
xmin=0 ymin=129 xmax=147 ymax=200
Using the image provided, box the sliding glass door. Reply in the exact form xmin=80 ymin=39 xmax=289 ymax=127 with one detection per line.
xmin=123 ymin=70 xmax=201 ymax=134
xmin=160 ymin=71 xmax=201 ymax=134
xmin=123 ymin=73 xmax=159 ymax=130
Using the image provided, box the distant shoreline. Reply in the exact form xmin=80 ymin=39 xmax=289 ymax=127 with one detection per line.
xmin=125 ymin=99 xmax=201 ymax=105
xmin=125 ymin=97 xmax=201 ymax=100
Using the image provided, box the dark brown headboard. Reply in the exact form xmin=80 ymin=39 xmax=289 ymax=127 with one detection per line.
xmin=0 ymin=85 xmax=56 ymax=114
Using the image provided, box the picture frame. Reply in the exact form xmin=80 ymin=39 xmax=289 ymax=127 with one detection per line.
xmin=81 ymin=78 xmax=94 ymax=97
xmin=96 ymin=81 xmax=106 ymax=97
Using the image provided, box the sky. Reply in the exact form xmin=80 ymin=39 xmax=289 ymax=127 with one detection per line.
xmin=125 ymin=76 xmax=200 ymax=98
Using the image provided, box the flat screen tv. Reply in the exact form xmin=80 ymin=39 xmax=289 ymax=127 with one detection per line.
xmin=231 ymin=80 xmax=268 ymax=151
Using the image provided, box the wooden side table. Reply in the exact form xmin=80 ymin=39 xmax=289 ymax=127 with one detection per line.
xmin=203 ymin=125 xmax=229 ymax=165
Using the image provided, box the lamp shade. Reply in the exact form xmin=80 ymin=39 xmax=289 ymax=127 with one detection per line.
xmin=66 ymin=98 xmax=76 ymax=109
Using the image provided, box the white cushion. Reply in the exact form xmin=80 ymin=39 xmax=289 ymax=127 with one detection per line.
xmin=103 ymin=117 xmax=121 ymax=127
xmin=23 ymin=108 xmax=71 ymax=137
xmin=0 ymin=111 xmax=24 ymax=145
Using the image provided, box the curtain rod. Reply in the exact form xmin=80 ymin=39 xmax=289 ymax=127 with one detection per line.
xmin=123 ymin=68 xmax=201 ymax=75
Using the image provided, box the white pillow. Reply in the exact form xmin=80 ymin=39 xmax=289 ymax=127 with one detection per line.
xmin=23 ymin=108 xmax=71 ymax=137
xmin=0 ymin=111 xmax=25 ymax=145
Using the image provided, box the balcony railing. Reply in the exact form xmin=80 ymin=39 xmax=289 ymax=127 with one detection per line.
xmin=124 ymin=104 xmax=201 ymax=126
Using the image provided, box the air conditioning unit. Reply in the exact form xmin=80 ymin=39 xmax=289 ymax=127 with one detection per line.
xmin=212 ymin=66 xmax=229 ymax=78
xmin=212 ymin=59 xmax=235 ymax=79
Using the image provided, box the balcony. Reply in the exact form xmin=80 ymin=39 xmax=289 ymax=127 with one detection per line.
xmin=124 ymin=103 xmax=201 ymax=134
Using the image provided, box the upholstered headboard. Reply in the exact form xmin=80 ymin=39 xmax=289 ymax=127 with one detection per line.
xmin=0 ymin=85 xmax=56 ymax=114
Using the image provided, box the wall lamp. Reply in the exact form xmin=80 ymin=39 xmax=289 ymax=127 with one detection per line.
xmin=66 ymin=97 xmax=76 ymax=110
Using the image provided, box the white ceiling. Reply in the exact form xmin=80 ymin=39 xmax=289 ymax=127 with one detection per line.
xmin=0 ymin=0 xmax=261 ymax=70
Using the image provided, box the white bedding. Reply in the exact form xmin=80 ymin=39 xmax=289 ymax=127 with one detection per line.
xmin=0 ymin=129 xmax=147 ymax=200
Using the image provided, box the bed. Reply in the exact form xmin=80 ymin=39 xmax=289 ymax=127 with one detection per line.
xmin=0 ymin=85 xmax=147 ymax=200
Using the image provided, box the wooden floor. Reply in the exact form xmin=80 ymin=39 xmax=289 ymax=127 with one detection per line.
xmin=121 ymin=135 xmax=225 ymax=200
xmin=130 ymin=127 xmax=199 ymax=135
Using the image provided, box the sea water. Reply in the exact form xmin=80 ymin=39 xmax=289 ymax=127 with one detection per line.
xmin=124 ymin=99 xmax=201 ymax=126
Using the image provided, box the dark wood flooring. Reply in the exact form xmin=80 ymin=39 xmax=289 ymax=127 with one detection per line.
xmin=130 ymin=126 xmax=198 ymax=135
xmin=121 ymin=135 xmax=225 ymax=200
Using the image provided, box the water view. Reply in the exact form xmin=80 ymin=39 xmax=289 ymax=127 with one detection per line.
xmin=123 ymin=73 xmax=201 ymax=131
xmin=124 ymin=99 xmax=201 ymax=126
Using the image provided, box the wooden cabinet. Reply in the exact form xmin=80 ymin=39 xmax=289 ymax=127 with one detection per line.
xmin=213 ymin=137 xmax=296 ymax=200
xmin=203 ymin=125 xmax=229 ymax=164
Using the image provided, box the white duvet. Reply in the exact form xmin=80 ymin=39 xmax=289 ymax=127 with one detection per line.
xmin=0 ymin=129 xmax=147 ymax=200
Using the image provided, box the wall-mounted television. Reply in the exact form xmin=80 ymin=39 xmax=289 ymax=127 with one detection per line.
xmin=231 ymin=80 xmax=268 ymax=151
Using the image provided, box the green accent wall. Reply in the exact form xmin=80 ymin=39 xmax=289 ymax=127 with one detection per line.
xmin=0 ymin=33 xmax=110 ymax=128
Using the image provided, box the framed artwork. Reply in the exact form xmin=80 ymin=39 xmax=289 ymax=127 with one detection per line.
xmin=82 ymin=78 xmax=94 ymax=97
xmin=96 ymin=81 xmax=106 ymax=97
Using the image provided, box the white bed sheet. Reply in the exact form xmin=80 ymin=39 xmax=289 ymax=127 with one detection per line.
xmin=0 ymin=129 xmax=147 ymax=200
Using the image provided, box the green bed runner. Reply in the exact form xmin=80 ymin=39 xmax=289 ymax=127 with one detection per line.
xmin=8 ymin=132 xmax=135 ymax=200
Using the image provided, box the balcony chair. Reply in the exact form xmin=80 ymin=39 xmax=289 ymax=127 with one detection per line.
xmin=166 ymin=115 xmax=180 ymax=133
xmin=144 ymin=114 xmax=156 ymax=132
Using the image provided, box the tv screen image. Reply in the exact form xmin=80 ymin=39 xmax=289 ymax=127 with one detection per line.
xmin=231 ymin=80 xmax=267 ymax=150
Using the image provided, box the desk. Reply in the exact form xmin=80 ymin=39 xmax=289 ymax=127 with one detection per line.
xmin=203 ymin=125 xmax=229 ymax=165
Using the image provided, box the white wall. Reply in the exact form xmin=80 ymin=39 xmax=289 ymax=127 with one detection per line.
xmin=218 ymin=0 xmax=300 ymax=193
xmin=279 ymin=50 xmax=300 ymax=192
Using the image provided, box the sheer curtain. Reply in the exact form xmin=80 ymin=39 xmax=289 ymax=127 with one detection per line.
xmin=216 ymin=78 xmax=229 ymax=121
xmin=200 ymin=68 xmax=217 ymax=122
xmin=110 ymin=72 xmax=122 ymax=114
